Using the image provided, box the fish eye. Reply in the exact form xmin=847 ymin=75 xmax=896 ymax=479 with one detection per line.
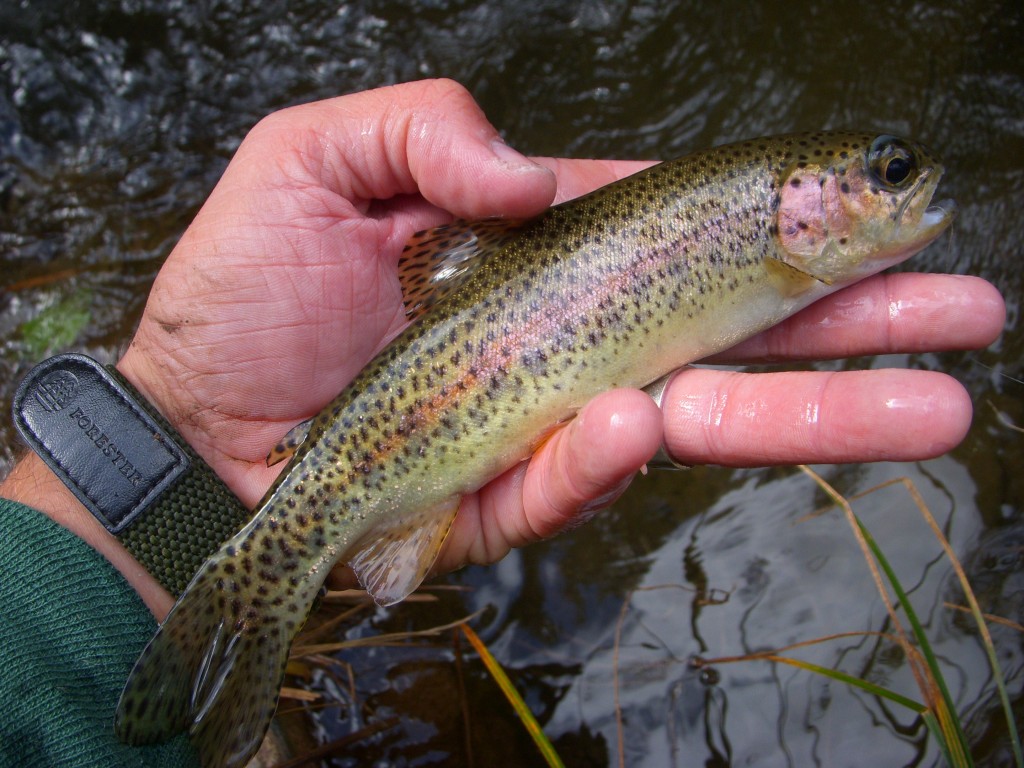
xmin=868 ymin=135 xmax=918 ymax=189
xmin=884 ymin=156 xmax=912 ymax=185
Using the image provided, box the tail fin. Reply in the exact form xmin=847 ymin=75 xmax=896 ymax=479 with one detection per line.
xmin=115 ymin=565 xmax=302 ymax=768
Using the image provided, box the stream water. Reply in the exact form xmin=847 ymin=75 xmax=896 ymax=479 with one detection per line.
xmin=2 ymin=1 xmax=1022 ymax=765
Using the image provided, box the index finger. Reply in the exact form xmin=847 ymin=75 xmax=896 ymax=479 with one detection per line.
xmin=706 ymin=273 xmax=1005 ymax=363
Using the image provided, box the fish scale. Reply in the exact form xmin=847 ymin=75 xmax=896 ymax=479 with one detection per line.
xmin=116 ymin=131 xmax=954 ymax=767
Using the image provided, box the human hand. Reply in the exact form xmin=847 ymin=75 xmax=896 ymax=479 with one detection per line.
xmin=3 ymin=79 xmax=1004 ymax=612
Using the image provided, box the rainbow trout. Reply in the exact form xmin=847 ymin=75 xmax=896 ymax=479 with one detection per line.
xmin=116 ymin=132 xmax=953 ymax=766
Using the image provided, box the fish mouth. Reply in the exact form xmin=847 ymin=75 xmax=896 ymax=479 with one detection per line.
xmin=893 ymin=166 xmax=956 ymax=252
xmin=920 ymin=197 xmax=957 ymax=236
xmin=850 ymin=165 xmax=954 ymax=281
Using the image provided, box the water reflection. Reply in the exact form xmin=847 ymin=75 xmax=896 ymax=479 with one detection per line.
xmin=545 ymin=459 xmax=1001 ymax=766
xmin=2 ymin=0 xmax=1022 ymax=764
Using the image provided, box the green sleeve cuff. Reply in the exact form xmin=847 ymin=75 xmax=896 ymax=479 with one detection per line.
xmin=0 ymin=498 xmax=198 ymax=767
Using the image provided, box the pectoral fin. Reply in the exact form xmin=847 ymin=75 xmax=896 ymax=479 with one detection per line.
xmin=765 ymin=255 xmax=832 ymax=298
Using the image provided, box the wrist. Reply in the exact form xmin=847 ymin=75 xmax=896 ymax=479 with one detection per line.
xmin=6 ymin=350 xmax=257 ymax=617
xmin=0 ymin=452 xmax=174 ymax=618
xmin=115 ymin=332 xmax=291 ymax=509
xmin=116 ymin=340 xmax=197 ymax=455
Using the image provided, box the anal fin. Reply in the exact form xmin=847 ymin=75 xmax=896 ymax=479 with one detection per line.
xmin=348 ymin=496 xmax=461 ymax=606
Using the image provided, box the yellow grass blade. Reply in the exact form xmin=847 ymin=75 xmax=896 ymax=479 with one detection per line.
xmin=460 ymin=623 xmax=565 ymax=768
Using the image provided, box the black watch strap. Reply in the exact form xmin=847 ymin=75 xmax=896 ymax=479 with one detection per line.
xmin=12 ymin=353 xmax=252 ymax=595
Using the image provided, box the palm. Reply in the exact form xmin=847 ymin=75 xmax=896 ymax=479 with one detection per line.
xmin=137 ymin=207 xmax=444 ymax=503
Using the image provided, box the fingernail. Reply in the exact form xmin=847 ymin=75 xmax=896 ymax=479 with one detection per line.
xmin=490 ymin=139 xmax=545 ymax=172
xmin=573 ymin=475 xmax=634 ymax=526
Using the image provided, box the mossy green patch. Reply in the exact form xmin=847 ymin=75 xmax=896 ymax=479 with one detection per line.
xmin=21 ymin=288 xmax=93 ymax=357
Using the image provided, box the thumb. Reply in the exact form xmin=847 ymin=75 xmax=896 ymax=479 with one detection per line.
xmin=236 ymin=79 xmax=557 ymax=220
xmin=401 ymin=79 xmax=558 ymax=218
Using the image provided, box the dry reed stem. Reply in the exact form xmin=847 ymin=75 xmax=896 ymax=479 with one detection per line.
xmin=290 ymin=609 xmax=483 ymax=657
xmin=944 ymin=603 xmax=1024 ymax=634
xmin=613 ymin=584 xmax=696 ymax=768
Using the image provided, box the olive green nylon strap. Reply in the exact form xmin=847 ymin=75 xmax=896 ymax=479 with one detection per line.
xmin=103 ymin=366 xmax=252 ymax=595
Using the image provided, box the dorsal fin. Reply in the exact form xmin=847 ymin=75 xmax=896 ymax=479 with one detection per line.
xmin=397 ymin=218 xmax=527 ymax=321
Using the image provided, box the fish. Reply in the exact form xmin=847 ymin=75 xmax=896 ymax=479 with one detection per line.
xmin=115 ymin=132 xmax=954 ymax=767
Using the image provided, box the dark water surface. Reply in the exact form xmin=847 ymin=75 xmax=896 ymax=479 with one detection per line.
xmin=2 ymin=1 xmax=1022 ymax=765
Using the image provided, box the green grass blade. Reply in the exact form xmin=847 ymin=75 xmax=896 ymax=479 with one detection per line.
xmin=922 ymin=710 xmax=959 ymax=768
xmin=698 ymin=645 xmax=958 ymax=767
xmin=761 ymin=654 xmax=927 ymax=713
xmin=850 ymin=514 xmax=973 ymax=766
xmin=856 ymin=476 xmax=1022 ymax=767
xmin=460 ymin=623 xmax=565 ymax=768
xmin=951 ymin=588 xmax=1023 ymax=768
